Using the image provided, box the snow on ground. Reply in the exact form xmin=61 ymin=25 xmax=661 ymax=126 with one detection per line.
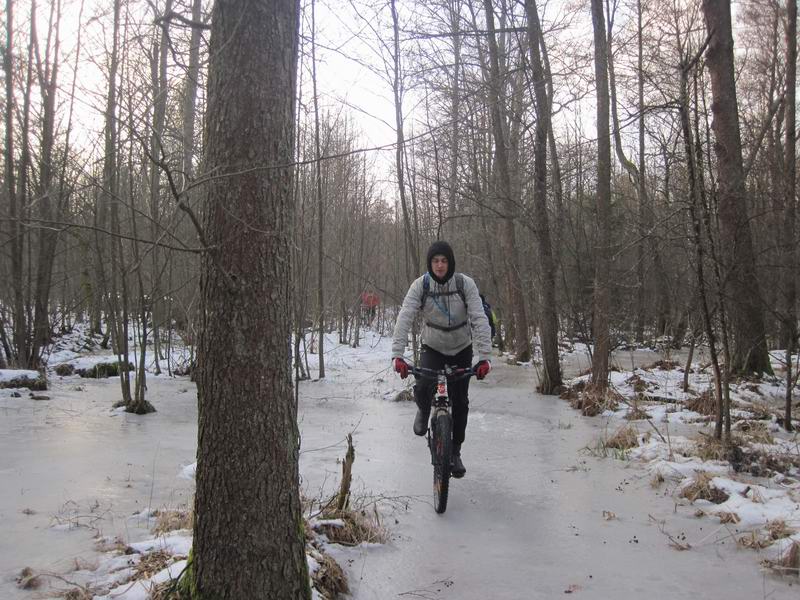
xmin=0 ymin=370 xmax=41 ymax=384
xmin=44 ymin=323 xmax=193 ymax=376
xmin=564 ymin=350 xmax=800 ymax=576
xmin=3 ymin=327 xmax=800 ymax=599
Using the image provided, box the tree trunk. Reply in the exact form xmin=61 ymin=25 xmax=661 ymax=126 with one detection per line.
xmin=590 ymin=0 xmax=611 ymax=389
xmin=390 ymin=0 xmax=419 ymax=279
xmin=311 ymin=0 xmax=325 ymax=378
xmin=782 ymin=0 xmax=797 ymax=430
xmin=701 ymin=0 xmax=772 ymax=375
xmin=30 ymin=0 xmax=63 ymax=368
xmin=3 ymin=0 xmax=24 ymax=367
xmin=149 ymin=0 xmax=173 ymax=376
xmin=483 ymin=0 xmax=532 ymax=363
xmin=191 ymin=0 xmax=309 ymax=597
xmin=524 ymin=0 xmax=561 ymax=393
xmin=444 ymin=0 xmax=461 ymax=243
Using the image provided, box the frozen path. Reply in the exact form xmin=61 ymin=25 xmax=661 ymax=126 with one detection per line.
xmin=298 ymin=341 xmax=796 ymax=600
xmin=0 ymin=334 xmax=795 ymax=599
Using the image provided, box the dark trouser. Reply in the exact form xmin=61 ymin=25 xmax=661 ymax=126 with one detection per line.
xmin=414 ymin=344 xmax=473 ymax=445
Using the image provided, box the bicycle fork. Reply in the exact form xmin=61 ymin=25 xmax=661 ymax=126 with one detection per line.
xmin=427 ymin=374 xmax=450 ymax=466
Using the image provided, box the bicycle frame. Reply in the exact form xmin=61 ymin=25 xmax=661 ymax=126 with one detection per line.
xmin=403 ymin=362 xmax=474 ymax=513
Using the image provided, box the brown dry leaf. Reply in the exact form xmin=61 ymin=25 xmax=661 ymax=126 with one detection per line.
xmin=718 ymin=512 xmax=740 ymax=524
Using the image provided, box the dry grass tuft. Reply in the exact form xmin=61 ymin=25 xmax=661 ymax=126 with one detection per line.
xmin=766 ymin=520 xmax=796 ymax=541
xmin=650 ymin=472 xmax=665 ymax=488
xmin=718 ymin=511 xmax=740 ymax=524
xmin=734 ymin=420 xmax=775 ymax=445
xmin=605 ymin=425 xmax=639 ymax=450
xmin=775 ymin=541 xmax=800 ymax=574
xmin=694 ymin=434 xmax=745 ymax=465
xmin=685 ymin=390 xmax=717 ymax=416
xmin=312 ymin=552 xmax=349 ymax=599
xmin=742 ymin=401 xmax=773 ymax=421
xmin=94 ymin=536 xmax=132 ymax=554
xmin=738 ymin=531 xmax=773 ymax=550
xmin=133 ymin=550 xmax=173 ymax=580
xmin=624 ymin=404 xmax=651 ymax=421
xmin=626 ymin=374 xmax=649 ymax=393
xmin=314 ymin=507 xmax=387 ymax=546
xmin=566 ymin=383 xmax=618 ymax=417
xmin=761 ymin=541 xmax=800 ymax=576
xmin=16 ymin=567 xmax=41 ymax=590
xmin=559 ymin=380 xmax=585 ymax=402
xmin=748 ymin=486 xmax=766 ymax=504
xmin=152 ymin=508 xmax=193 ymax=535
xmin=680 ymin=471 xmax=730 ymax=504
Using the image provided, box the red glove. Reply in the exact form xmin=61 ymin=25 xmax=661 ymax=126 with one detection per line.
xmin=474 ymin=360 xmax=491 ymax=380
xmin=394 ymin=358 xmax=409 ymax=379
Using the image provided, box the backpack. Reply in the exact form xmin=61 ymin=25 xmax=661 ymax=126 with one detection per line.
xmin=420 ymin=272 xmax=467 ymax=310
xmin=419 ymin=273 xmax=468 ymax=332
xmin=481 ymin=296 xmax=496 ymax=338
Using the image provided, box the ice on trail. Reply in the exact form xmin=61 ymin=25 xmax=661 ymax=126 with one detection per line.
xmin=2 ymin=329 xmax=800 ymax=599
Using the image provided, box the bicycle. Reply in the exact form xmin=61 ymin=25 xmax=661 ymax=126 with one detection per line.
xmin=406 ymin=363 xmax=475 ymax=514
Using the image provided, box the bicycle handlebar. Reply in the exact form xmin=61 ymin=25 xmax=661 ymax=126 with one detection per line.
xmin=404 ymin=363 xmax=475 ymax=381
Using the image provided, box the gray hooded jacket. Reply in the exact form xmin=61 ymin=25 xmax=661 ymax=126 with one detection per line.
xmin=391 ymin=273 xmax=492 ymax=362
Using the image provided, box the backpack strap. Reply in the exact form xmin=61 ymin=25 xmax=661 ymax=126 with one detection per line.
xmin=420 ymin=273 xmax=431 ymax=310
xmin=420 ymin=272 xmax=468 ymax=311
xmin=455 ymin=273 xmax=467 ymax=311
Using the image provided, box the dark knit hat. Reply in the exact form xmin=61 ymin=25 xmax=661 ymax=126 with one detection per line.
xmin=426 ymin=240 xmax=455 ymax=284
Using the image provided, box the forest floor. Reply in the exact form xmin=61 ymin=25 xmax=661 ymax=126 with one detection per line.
xmin=1 ymin=327 xmax=799 ymax=599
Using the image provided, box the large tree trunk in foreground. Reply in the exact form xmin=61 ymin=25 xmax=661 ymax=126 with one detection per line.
xmin=191 ymin=0 xmax=309 ymax=597
xmin=701 ymin=0 xmax=772 ymax=375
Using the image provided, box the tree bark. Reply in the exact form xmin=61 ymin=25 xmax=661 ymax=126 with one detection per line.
xmin=782 ymin=0 xmax=797 ymax=429
xmin=149 ymin=0 xmax=173 ymax=376
xmin=390 ymin=0 xmax=420 ymax=279
xmin=482 ymin=0 xmax=532 ymax=363
xmin=30 ymin=0 xmax=63 ymax=368
xmin=192 ymin=0 xmax=309 ymax=597
xmin=590 ymin=0 xmax=611 ymax=389
xmin=524 ymin=0 xmax=561 ymax=393
xmin=312 ymin=0 xmax=325 ymax=378
xmin=701 ymin=0 xmax=772 ymax=375
xmin=3 ymin=0 xmax=24 ymax=367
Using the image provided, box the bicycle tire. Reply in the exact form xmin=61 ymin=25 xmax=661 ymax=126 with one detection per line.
xmin=431 ymin=412 xmax=452 ymax=514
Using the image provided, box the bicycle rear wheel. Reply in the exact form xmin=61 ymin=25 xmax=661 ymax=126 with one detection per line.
xmin=431 ymin=412 xmax=452 ymax=514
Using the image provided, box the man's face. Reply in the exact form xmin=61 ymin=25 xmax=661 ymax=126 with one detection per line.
xmin=431 ymin=255 xmax=448 ymax=279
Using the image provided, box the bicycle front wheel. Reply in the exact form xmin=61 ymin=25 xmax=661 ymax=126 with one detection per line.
xmin=431 ymin=412 xmax=452 ymax=514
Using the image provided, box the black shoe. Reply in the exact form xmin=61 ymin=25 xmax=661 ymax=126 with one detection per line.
xmin=413 ymin=407 xmax=430 ymax=436
xmin=451 ymin=444 xmax=466 ymax=478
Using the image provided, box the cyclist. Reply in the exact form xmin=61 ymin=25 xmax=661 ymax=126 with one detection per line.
xmin=392 ymin=241 xmax=492 ymax=478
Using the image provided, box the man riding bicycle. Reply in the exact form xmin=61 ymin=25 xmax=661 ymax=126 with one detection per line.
xmin=391 ymin=241 xmax=492 ymax=478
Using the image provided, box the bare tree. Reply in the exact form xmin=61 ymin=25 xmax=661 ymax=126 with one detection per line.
xmin=782 ymin=0 xmax=797 ymax=429
xmin=701 ymin=0 xmax=772 ymax=376
xmin=590 ymin=0 xmax=612 ymax=390
xmin=523 ymin=0 xmax=561 ymax=393
xmin=482 ymin=0 xmax=532 ymax=363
